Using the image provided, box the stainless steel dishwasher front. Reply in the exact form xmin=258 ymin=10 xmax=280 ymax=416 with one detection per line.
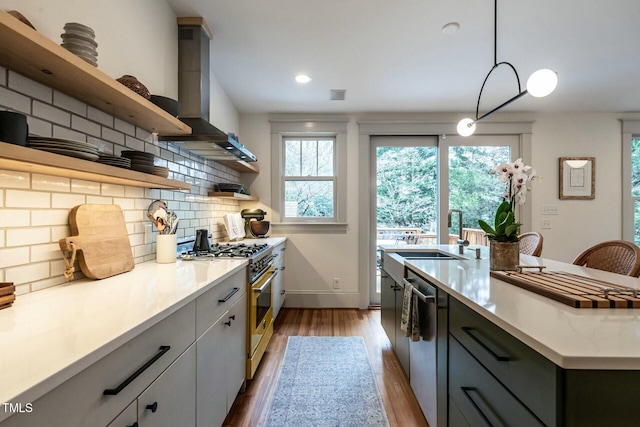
xmin=406 ymin=267 xmax=447 ymax=427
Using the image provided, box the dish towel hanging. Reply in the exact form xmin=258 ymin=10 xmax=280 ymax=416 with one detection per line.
xmin=400 ymin=283 xmax=421 ymax=341
xmin=400 ymin=283 xmax=412 ymax=333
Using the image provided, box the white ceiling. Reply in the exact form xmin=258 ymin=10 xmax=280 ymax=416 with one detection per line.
xmin=165 ymin=0 xmax=640 ymax=115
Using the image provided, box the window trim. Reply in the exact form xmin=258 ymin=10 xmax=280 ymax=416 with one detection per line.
xmin=270 ymin=116 xmax=348 ymax=228
xmin=621 ymin=120 xmax=640 ymax=242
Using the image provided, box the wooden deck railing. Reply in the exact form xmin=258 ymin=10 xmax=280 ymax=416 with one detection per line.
xmin=376 ymin=227 xmax=488 ymax=246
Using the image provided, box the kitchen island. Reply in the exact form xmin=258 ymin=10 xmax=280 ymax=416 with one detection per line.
xmin=380 ymin=244 xmax=640 ymax=427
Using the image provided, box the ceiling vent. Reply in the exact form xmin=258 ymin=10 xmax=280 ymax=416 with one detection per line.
xmin=330 ymin=89 xmax=347 ymax=101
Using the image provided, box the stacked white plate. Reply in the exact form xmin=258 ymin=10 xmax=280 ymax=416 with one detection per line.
xmin=97 ymin=154 xmax=131 ymax=169
xmin=27 ymin=137 xmax=99 ymax=161
xmin=61 ymin=22 xmax=98 ymax=67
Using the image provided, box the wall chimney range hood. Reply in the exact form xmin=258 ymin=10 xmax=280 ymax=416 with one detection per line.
xmin=158 ymin=17 xmax=257 ymax=163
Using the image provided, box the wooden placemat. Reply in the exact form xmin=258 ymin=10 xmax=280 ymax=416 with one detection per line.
xmin=490 ymin=271 xmax=640 ymax=308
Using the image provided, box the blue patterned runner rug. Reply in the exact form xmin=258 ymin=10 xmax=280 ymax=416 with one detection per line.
xmin=262 ymin=336 xmax=390 ymax=427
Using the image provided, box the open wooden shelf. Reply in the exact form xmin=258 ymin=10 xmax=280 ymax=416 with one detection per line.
xmin=208 ymin=192 xmax=258 ymax=201
xmin=0 ymin=11 xmax=191 ymax=135
xmin=0 ymin=141 xmax=191 ymax=190
xmin=217 ymin=160 xmax=260 ymax=174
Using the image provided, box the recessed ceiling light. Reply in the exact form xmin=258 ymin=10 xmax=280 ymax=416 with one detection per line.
xmin=295 ymin=74 xmax=312 ymax=84
xmin=442 ymin=22 xmax=460 ymax=34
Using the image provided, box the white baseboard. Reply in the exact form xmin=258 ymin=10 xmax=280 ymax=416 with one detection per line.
xmin=282 ymin=291 xmax=361 ymax=308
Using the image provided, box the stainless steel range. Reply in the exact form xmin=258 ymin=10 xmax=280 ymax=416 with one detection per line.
xmin=179 ymin=240 xmax=276 ymax=379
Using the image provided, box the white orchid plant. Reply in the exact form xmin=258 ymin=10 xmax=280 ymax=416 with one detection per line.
xmin=478 ymin=158 xmax=539 ymax=242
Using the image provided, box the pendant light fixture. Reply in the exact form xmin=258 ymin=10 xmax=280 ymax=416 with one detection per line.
xmin=457 ymin=0 xmax=558 ymax=136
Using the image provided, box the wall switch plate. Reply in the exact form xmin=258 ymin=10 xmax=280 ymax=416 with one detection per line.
xmin=541 ymin=219 xmax=552 ymax=229
xmin=542 ymin=205 xmax=559 ymax=215
xmin=332 ymin=278 xmax=341 ymax=289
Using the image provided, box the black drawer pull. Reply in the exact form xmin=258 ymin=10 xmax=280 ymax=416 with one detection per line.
xmin=461 ymin=387 xmax=494 ymax=427
xmin=103 ymin=346 xmax=171 ymax=395
xmin=229 ymin=315 xmax=235 ymax=320
xmin=146 ymin=402 xmax=158 ymax=413
xmin=273 ymin=253 xmax=279 ymax=258
xmin=461 ymin=327 xmax=509 ymax=362
xmin=218 ymin=287 xmax=240 ymax=303
xmin=281 ymin=266 xmax=286 ymax=270
xmin=127 ymin=423 xmax=138 ymax=427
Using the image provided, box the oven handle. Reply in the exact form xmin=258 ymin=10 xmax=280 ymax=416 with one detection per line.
xmin=253 ymin=270 xmax=278 ymax=293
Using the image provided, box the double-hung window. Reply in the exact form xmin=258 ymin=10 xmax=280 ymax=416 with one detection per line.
xmin=270 ymin=117 xmax=348 ymax=227
xmin=283 ymin=137 xmax=336 ymax=219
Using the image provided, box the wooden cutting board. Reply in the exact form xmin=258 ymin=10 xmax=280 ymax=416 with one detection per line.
xmin=59 ymin=204 xmax=134 ymax=279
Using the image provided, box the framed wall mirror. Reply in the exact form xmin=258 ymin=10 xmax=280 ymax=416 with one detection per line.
xmin=559 ymin=157 xmax=595 ymax=199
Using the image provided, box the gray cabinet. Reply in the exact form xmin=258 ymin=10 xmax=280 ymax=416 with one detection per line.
xmin=196 ymin=292 xmax=247 ymax=427
xmin=380 ymin=266 xmax=410 ymax=377
xmin=137 ymin=344 xmax=196 ymax=427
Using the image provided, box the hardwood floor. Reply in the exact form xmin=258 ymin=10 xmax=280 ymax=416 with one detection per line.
xmin=223 ymin=308 xmax=429 ymax=427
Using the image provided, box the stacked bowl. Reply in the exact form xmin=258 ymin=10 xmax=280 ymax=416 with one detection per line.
xmin=61 ymin=22 xmax=98 ymax=67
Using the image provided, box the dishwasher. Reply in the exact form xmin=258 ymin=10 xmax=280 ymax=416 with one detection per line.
xmin=405 ymin=267 xmax=447 ymax=427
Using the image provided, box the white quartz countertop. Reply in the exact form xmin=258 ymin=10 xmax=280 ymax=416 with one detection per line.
xmin=380 ymin=244 xmax=640 ymax=370
xmin=0 ymin=257 xmax=248 ymax=415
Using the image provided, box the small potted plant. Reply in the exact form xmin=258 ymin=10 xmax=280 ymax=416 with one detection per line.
xmin=478 ymin=159 xmax=539 ymax=270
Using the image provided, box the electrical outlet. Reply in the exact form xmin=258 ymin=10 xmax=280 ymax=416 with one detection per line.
xmin=144 ymin=223 xmax=152 ymax=244
xmin=541 ymin=219 xmax=552 ymax=229
xmin=333 ymin=278 xmax=341 ymax=289
xmin=542 ymin=205 xmax=559 ymax=215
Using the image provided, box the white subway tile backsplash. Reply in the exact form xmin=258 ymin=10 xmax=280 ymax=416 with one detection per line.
xmin=6 ymin=261 xmax=50 ymax=285
xmin=32 ymin=209 xmax=70 ymax=226
xmin=52 ymin=193 xmax=85 ymax=209
xmin=125 ymin=186 xmax=144 ymax=199
xmin=0 ymin=170 xmax=30 ymax=189
xmin=6 ymin=227 xmax=50 ymax=247
xmin=31 ymin=243 xmax=63 ymax=262
xmin=52 ymin=125 xmax=85 ymax=141
xmin=0 ymin=209 xmax=30 ymax=227
xmin=27 ymin=116 xmax=53 ymax=137
xmin=71 ymin=179 xmax=100 ymax=195
xmin=32 ymin=174 xmax=70 ymax=192
xmin=53 ymin=91 xmax=86 ymax=116
xmin=33 ymin=101 xmax=70 ymax=126
xmin=114 ymin=118 xmax=135 ymax=136
xmin=87 ymin=106 xmax=113 ymax=127
xmin=72 ymin=115 xmax=101 ymax=137
xmin=9 ymin=72 xmax=52 ymax=102
xmin=86 ymin=195 xmax=113 ymax=204
xmin=0 ymin=71 xmax=242 ymax=295
xmin=51 ymin=225 xmax=71 ymax=241
xmin=0 ymin=247 xmax=29 ymax=268
xmin=6 ymin=189 xmax=49 ymax=208
xmin=125 ymin=135 xmax=144 ymax=151
xmin=102 ymin=127 xmax=125 ymax=145
xmin=0 ymin=87 xmax=30 ymax=114
xmin=113 ymin=197 xmax=135 ymax=210
xmin=102 ymin=183 xmax=125 ymax=197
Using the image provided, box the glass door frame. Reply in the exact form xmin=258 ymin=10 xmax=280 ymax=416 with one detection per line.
xmin=358 ymin=120 xmax=533 ymax=308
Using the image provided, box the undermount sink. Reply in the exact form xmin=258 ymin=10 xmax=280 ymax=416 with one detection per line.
xmin=395 ymin=250 xmax=463 ymax=260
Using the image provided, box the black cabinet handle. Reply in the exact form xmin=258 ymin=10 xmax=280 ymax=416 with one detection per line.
xmin=461 ymin=387 xmax=494 ymax=427
xmin=461 ymin=327 xmax=509 ymax=362
xmin=229 ymin=315 xmax=235 ymax=320
xmin=281 ymin=266 xmax=286 ymax=270
xmin=146 ymin=401 xmax=158 ymax=413
xmin=127 ymin=423 xmax=138 ymax=427
xmin=103 ymin=346 xmax=171 ymax=395
xmin=218 ymin=287 xmax=240 ymax=303
xmin=273 ymin=253 xmax=279 ymax=258
xmin=281 ymin=290 xmax=286 ymax=295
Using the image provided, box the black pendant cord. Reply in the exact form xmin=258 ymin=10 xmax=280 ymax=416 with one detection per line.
xmin=474 ymin=0 xmax=525 ymax=122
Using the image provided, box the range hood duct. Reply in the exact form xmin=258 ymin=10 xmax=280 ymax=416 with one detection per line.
xmin=158 ymin=18 xmax=257 ymax=163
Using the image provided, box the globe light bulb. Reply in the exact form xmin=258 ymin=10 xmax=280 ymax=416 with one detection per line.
xmin=527 ymin=69 xmax=558 ymax=97
xmin=457 ymin=118 xmax=476 ymax=137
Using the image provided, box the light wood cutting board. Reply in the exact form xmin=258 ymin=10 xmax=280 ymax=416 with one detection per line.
xmin=59 ymin=204 xmax=135 ymax=279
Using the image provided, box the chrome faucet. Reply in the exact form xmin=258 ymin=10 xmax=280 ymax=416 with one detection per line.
xmin=447 ymin=209 xmax=469 ymax=254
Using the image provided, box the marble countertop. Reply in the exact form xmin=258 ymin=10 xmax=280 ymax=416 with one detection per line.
xmin=0 ymin=257 xmax=248 ymax=418
xmin=380 ymin=244 xmax=640 ymax=370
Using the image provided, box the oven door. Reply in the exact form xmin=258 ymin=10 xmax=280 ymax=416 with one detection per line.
xmin=249 ymin=266 xmax=277 ymax=357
